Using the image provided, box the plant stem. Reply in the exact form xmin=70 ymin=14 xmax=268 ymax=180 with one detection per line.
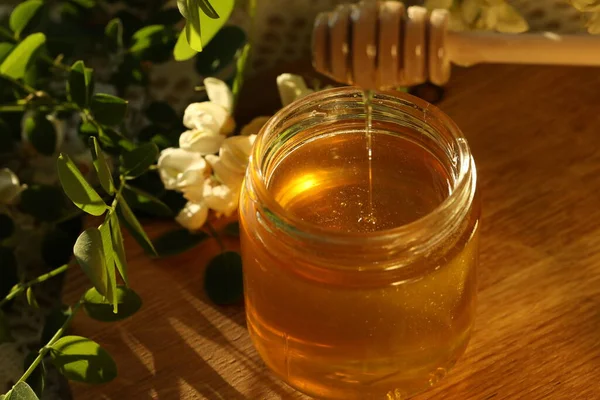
xmin=0 ymin=264 xmax=70 ymax=307
xmin=206 ymin=221 xmax=225 ymax=252
xmin=0 ymin=104 xmax=25 ymax=112
xmin=16 ymin=300 xmax=83 ymax=385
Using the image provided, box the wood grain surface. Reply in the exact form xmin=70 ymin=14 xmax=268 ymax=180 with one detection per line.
xmin=63 ymin=63 xmax=600 ymax=399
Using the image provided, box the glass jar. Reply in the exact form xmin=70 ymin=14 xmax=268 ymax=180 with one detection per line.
xmin=239 ymin=87 xmax=480 ymax=399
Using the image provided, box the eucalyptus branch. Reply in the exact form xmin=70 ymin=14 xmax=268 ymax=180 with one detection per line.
xmin=0 ymin=264 xmax=70 ymax=307
xmin=15 ymin=300 xmax=83 ymax=385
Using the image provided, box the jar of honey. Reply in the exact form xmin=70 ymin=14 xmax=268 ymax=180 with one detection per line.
xmin=239 ymin=87 xmax=480 ymax=399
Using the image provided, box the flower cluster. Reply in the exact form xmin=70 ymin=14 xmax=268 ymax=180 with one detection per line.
xmin=158 ymin=74 xmax=317 ymax=231
xmin=425 ymin=0 xmax=528 ymax=33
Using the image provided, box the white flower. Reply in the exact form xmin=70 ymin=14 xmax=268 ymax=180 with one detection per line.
xmin=0 ymin=168 xmax=25 ymax=205
xmin=277 ymin=74 xmax=315 ymax=107
xmin=240 ymin=116 xmax=270 ymax=136
xmin=570 ymin=0 xmax=600 ymax=12
xmin=203 ymin=178 xmax=239 ymax=217
xmin=219 ymin=135 xmax=256 ymax=175
xmin=157 ymin=148 xmax=208 ymax=190
xmin=205 ymin=154 xmax=244 ymax=192
xmin=175 ymin=201 xmax=209 ymax=231
xmin=179 ymin=127 xmax=225 ymax=155
xmin=204 ymin=77 xmax=234 ymax=114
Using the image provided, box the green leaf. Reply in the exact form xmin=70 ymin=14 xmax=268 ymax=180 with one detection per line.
xmin=0 ymin=214 xmax=14 ymax=239
xmin=26 ymin=287 xmax=39 ymax=308
xmin=90 ymin=94 xmax=128 ymax=126
xmin=109 ymin=213 xmax=128 ymax=286
xmin=173 ymin=29 xmax=197 ymax=61
xmin=41 ymin=306 xmax=71 ymax=344
xmin=0 ymin=33 xmax=45 ymax=79
xmin=23 ymin=113 xmax=56 ymax=156
xmin=129 ymin=24 xmax=177 ymax=62
xmin=83 ymin=286 xmax=141 ymax=322
xmin=49 ymin=335 xmax=117 ymax=384
xmin=116 ymin=194 xmax=157 ymax=256
xmin=154 ymin=229 xmax=209 ymax=257
xmin=57 ymin=154 xmax=108 ymax=216
xmin=74 ymin=228 xmax=108 ymax=296
xmin=196 ymin=0 xmax=235 ymax=51
xmin=0 ymin=43 xmax=14 ymax=65
xmin=195 ymin=26 xmax=246 ymax=76
xmin=99 ymin=220 xmax=118 ymax=313
xmin=199 ymin=0 xmax=219 ymax=18
xmin=204 ymin=251 xmax=243 ymax=305
xmin=119 ymin=142 xmax=158 ymax=178
xmin=232 ymin=43 xmax=251 ymax=106
xmin=6 ymin=382 xmax=38 ymax=400
xmin=0 ymin=311 xmax=14 ymax=344
xmin=185 ymin=0 xmax=203 ymax=52
xmin=19 ymin=185 xmax=64 ymax=222
xmin=67 ymin=61 xmax=93 ymax=109
xmin=145 ymin=102 xmax=178 ymax=126
xmin=123 ymin=185 xmax=172 ymax=217
xmin=24 ymin=352 xmax=45 ymax=398
xmin=223 ymin=221 xmax=239 ymax=237
xmin=89 ymin=137 xmax=115 ymax=195
xmin=105 ymin=18 xmax=123 ymax=51
xmin=9 ymin=0 xmax=44 ymax=39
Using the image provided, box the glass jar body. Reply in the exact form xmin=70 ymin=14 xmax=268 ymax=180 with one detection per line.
xmin=239 ymin=88 xmax=480 ymax=399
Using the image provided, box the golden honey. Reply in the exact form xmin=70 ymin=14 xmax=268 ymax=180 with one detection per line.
xmin=240 ymin=88 xmax=479 ymax=399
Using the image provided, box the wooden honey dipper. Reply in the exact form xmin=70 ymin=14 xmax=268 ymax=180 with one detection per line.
xmin=312 ymin=1 xmax=600 ymax=89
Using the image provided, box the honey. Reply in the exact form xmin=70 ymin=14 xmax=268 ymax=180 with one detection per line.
xmin=240 ymin=88 xmax=479 ymax=399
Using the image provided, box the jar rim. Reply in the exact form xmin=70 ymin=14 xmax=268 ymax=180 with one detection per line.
xmin=249 ymin=86 xmax=476 ymax=245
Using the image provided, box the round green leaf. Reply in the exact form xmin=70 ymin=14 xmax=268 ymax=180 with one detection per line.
xmin=19 ymin=185 xmax=64 ymax=222
xmin=41 ymin=228 xmax=74 ymax=268
xmin=204 ymin=251 xmax=243 ymax=305
xmin=0 ymin=43 xmax=14 ymax=65
xmin=173 ymin=29 xmax=197 ymax=61
xmin=0 ymin=214 xmax=14 ymax=239
xmin=41 ymin=305 xmax=71 ymax=344
xmin=57 ymin=153 xmax=108 ymax=216
xmin=83 ymin=286 xmax=142 ymax=322
xmin=74 ymin=228 xmax=108 ymax=296
xmin=197 ymin=0 xmax=235 ymax=50
xmin=49 ymin=335 xmax=117 ymax=384
xmin=23 ymin=352 xmax=45 ymax=398
xmin=9 ymin=0 xmax=44 ymax=38
xmin=90 ymin=94 xmax=128 ymax=126
xmin=23 ymin=113 xmax=56 ymax=156
xmin=119 ymin=142 xmax=158 ymax=178
xmin=195 ymin=26 xmax=246 ymax=76
xmin=0 ymin=32 xmax=46 ymax=79
xmin=154 ymin=229 xmax=209 ymax=257
xmin=6 ymin=382 xmax=38 ymax=400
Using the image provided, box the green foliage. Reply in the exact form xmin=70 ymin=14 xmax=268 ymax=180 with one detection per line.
xmin=119 ymin=143 xmax=159 ymax=178
xmin=90 ymin=94 xmax=128 ymax=126
xmin=178 ymin=0 xmax=235 ymax=55
xmin=25 ymin=287 xmax=39 ymax=308
xmin=90 ymin=137 xmax=115 ymax=195
xmin=204 ymin=251 xmax=243 ymax=305
xmin=5 ymin=382 xmax=38 ymax=400
xmin=9 ymin=0 xmax=44 ymax=39
xmin=117 ymin=195 xmax=157 ymax=256
xmin=41 ymin=306 xmax=72 ymax=344
xmin=122 ymin=185 xmax=172 ymax=217
xmin=23 ymin=113 xmax=56 ymax=156
xmin=109 ymin=213 xmax=128 ymax=286
xmin=105 ymin=19 xmax=124 ymax=52
xmin=83 ymin=286 xmax=142 ymax=322
xmin=130 ymin=25 xmax=177 ymax=63
xmin=57 ymin=154 xmax=108 ymax=216
xmin=68 ymin=61 xmax=94 ymax=109
xmin=49 ymin=335 xmax=117 ymax=384
xmin=195 ymin=26 xmax=246 ymax=76
xmin=74 ymin=228 xmax=109 ymax=296
xmin=23 ymin=353 xmax=45 ymax=398
xmin=154 ymin=229 xmax=209 ymax=257
xmin=0 ymin=33 xmax=45 ymax=79
xmin=98 ymin=220 xmax=118 ymax=312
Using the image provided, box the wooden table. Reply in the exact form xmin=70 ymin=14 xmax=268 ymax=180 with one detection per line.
xmin=63 ymin=63 xmax=600 ymax=399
